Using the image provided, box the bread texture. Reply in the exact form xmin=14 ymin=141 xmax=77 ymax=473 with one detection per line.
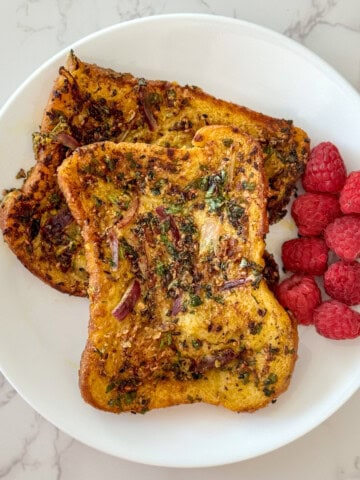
xmin=0 ymin=135 xmax=87 ymax=294
xmin=0 ymin=52 xmax=309 ymax=296
xmin=58 ymin=125 xmax=298 ymax=413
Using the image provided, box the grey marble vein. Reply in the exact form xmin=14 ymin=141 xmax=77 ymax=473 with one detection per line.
xmin=0 ymin=374 xmax=17 ymax=408
xmin=337 ymin=456 xmax=360 ymax=480
xmin=115 ymin=0 xmax=159 ymax=21
xmin=16 ymin=0 xmax=42 ymax=17
xmin=0 ymin=412 xmax=41 ymax=478
xmin=284 ymin=0 xmax=339 ymax=41
xmin=0 ymin=409 xmax=74 ymax=480
xmin=55 ymin=0 xmax=73 ymax=45
xmin=199 ymin=0 xmax=212 ymax=12
xmin=51 ymin=429 xmax=75 ymax=480
xmin=16 ymin=22 xmax=54 ymax=36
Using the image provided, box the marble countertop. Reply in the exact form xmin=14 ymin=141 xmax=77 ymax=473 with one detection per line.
xmin=0 ymin=1 xmax=360 ymax=478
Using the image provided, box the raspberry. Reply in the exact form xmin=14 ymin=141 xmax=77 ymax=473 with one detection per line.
xmin=302 ymin=142 xmax=347 ymax=193
xmin=324 ymin=261 xmax=360 ymax=306
xmin=313 ymin=300 xmax=360 ymax=339
xmin=276 ymin=274 xmax=321 ymax=325
xmin=291 ymin=193 xmax=341 ymax=236
xmin=281 ymin=237 xmax=328 ymax=275
xmin=324 ymin=214 xmax=360 ymax=262
xmin=339 ymin=171 xmax=360 ymax=214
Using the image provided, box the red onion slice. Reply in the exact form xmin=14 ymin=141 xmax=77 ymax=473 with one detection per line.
xmin=56 ymin=132 xmax=80 ymax=150
xmin=112 ymin=279 xmax=141 ymax=321
xmin=197 ymin=349 xmax=236 ymax=373
xmin=155 ymin=206 xmax=180 ymax=243
xmin=139 ymin=90 xmax=158 ymax=131
xmin=44 ymin=210 xmax=73 ymax=230
xmin=169 ymin=216 xmax=180 ymax=243
xmin=171 ymin=294 xmax=183 ymax=316
xmin=220 ymin=277 xmax=248 ymax=291
xmin=115 ymin=196 xmax=139 ymax=230
xmin=155 ymin=206 xmax=167 ymax=219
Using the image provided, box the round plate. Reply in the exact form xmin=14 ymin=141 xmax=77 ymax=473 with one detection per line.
xmin=1 ymin=14 xmax=360 ymax=468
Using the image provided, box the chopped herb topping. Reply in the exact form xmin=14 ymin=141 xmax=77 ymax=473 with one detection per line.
xmin=148 ymin=92 xmax=162 ymax=106
xmin=165 ymin=204 xmax=183 ymax=214
xmin=179 ymin=218 xmax=196 ymax=235
xmin=222 ymin=138 xmax=234 ymax=147
xmin=49 ymin=192 xmax=62 ymax=208
xmin=92 ymin=195 xmax=104 ymax=207
xmin=151 ymin=178 xmax=168 ymax=196
xmin=248 ymin=321 xmax=263 ymax=335
xmin=160 ymin=332 xmax=173 ymax=348
xmin=104 ymin=156 xmax=117 ymax=171
xmin=204 ymin=170 xmax=227 ymax=213
xmin=189 ymin=293 xmax=203 ymax=307
xmin=108 ymin=390 xmax=137 ymax=408
xmin=106 ymin=382 xmax=116 ymax=393
xmin=241 ymin=180 xmax=256 ymax=191
xmin=119 ymin=238 xmax=138 ymax=261
xmin=192 ymin=339 xmax=203 ymax=350
xmin=264 ymin=373 xmax=278 ymax=385
xmin=124 ymin=151 xmax=136 ymax=168
xmin=238 ymin=371 xmax=250 ymax=384
xmin=166 ymin=88 xmax=176 ymax=101
xmin=156 ymin=261 xmax=169 ymax=277
xmin=263 ymin=386 xmax=276 ymax=397
xmin=213 ymin=295 xmax=225 ymax=304
xmin=227 ymin=200 xmax=245 ymax=230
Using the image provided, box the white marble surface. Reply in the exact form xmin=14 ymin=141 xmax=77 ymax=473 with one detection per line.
xmin=0 ymin=0 xmax=360 ymax=478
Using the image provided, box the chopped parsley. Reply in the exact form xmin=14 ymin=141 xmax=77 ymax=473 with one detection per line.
xmin=156 ymin=261 xmax=169 ymax=277
xmin=192 ymin=339 xmax=203 ymax=350
xmin=160 ymin=332 xmax=173 ymax=348
xmin=222 ymin=138 xmax=234 ymax=147
xmin=227 ymin=200 xmax=245 ymax=230
xmin=241 ymin=180 xmax=256 ymax=191
xmin=189 ymin=293 xmax=203 ymax=307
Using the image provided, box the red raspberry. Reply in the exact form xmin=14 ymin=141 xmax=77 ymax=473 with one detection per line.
xmin=281 ymin=237 xmax=328 ymax=275
xmin=324 ymin=214 xmax=360 ymax=262
xmin=313 ymin=300 xmax=360 ymax=339
xmin=276 ymin=274 xmax=321 ymax=325
xmin=339 ymin=171 xmax=360 ymax=214
xmin=291 ymin=193 xmax=341 ymax=236
xmin=324 ymin=261 xmax=360 ymax=306
xmin=302 ymin=142 xmax=347 ymax=193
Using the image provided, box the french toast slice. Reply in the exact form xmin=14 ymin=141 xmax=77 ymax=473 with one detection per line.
xmin=58 ymin=125 xmax=298 ymax=413
xmin=0 ymin=52 xmax=309 ymax=296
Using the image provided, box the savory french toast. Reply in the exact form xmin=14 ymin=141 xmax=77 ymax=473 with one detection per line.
xmin=58 ymin=125 xmax=298 ymax=413
xmin=0 ymin=52 xmax=309 ymax=296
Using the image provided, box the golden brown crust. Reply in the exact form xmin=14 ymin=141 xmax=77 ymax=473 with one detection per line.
xmin=58 ymin=125 xmax=298 ymax=413
xmin=1 ymin=52 xmax=309 ymax=296
xmin=0 ymin=136 xmax=87 ymax=296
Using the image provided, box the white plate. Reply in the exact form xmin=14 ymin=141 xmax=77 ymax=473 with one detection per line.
xmin=1 ymin=14 xmax=360 ymax=468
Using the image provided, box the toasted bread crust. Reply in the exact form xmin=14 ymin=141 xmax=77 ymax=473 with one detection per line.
xmin=1 ymin=52 xmax=309 ymax=296
xmin=58 ymin=126 xmax=298 ymax=413
xmin=0 ymin=135 xmax=87 ymax=295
